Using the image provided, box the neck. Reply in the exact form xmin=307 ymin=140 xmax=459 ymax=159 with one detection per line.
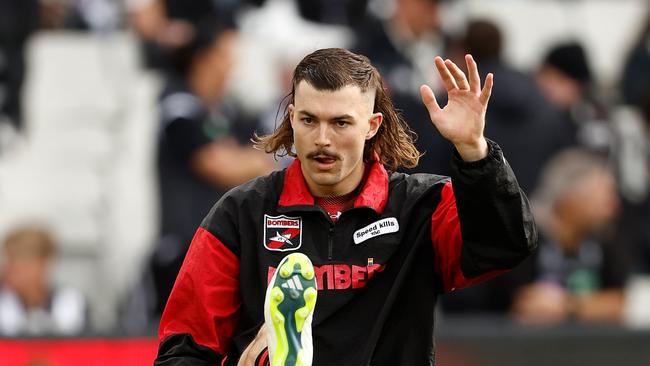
xmin=548 ymin=213 xmax=585 ymax=255
xmin=16 ymin=282 xmax=49 ymax=309
xmin=188 ymin=68 xmax=219 ymax=107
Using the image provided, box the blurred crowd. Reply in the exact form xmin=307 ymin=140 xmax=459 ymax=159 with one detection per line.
xmin=1 ymin=0 xmax=650 ymax=337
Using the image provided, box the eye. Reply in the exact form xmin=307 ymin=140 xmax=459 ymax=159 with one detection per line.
xmin=335 ymin=120 xmax=349 ymax=128
xmin=301 ymin=117 xmax=313 ymax=124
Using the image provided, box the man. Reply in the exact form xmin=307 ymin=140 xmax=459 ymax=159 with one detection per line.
xmin=155 ymin=48 xmax=537 ymax=365
xmin=152 ymin=16 xmax=274 ymax=317
xmin=0 ymin=226 xmax=87 ymax=336
xmin=512 ymin=149 xmax=624 ymax=324
xmin=536 ymin=41 xmax=611 ymax=153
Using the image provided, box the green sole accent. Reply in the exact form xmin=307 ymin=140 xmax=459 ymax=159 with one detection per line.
xmin=295 ymin=287 xmax=317 ymax=332
xmin=269 ymin=287 xmax=288 ymax=366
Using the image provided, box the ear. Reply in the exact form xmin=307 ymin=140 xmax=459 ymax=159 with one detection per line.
xmin=366 ymin=112 xmax=383 ymax=140
xmin=288 ymin=104 xmax=295 ymax=126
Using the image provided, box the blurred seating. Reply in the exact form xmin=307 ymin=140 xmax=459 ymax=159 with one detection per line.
xmin=0 ymin=31 xmax=159 ymax=333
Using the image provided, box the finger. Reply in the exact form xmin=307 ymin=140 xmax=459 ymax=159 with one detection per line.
xmin=434 ymin=56 xmax=458 ymax=91
xmin=480 ymin=73 xmax=494 ymax=105
xmin=445 ymin=59 xmax=470 ymax=90
xmin=466 ymin=54 xmax=480 ymax=93
xmin=420 ymin=84 xmax=441 ymax=114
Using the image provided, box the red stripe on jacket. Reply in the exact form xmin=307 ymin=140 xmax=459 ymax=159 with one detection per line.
xmin=158 ymin=227 xmax=241 ymax=356
xmin=431 ymin=181 xmax=506 ymax=292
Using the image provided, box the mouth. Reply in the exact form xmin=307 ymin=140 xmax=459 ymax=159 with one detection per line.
xmin=310 ymin=155 xmax=338 ymax=170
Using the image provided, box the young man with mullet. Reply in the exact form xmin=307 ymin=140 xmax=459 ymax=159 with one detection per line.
xmin=155 ymin=48 xmax=537 ymax=366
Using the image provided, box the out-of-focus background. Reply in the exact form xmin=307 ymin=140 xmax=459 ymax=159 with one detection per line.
xmin=1 ymin=0 xmax=650 ymax=364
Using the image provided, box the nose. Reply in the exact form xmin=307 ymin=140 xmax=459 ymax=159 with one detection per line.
xmin=314 ymin=123 xmax=331 ymax=147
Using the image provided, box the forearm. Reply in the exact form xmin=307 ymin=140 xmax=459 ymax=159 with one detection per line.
xmin=192 ymin=143 xmax=275 ymax=189
xmin=573 ymin=289 xmax=624 ymax=322
xmin=450 ymin=139 xmax=537 ymax=277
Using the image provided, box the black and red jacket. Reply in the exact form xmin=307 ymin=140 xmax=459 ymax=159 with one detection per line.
xmin=155 ymin=140 xmax=537 ymax=365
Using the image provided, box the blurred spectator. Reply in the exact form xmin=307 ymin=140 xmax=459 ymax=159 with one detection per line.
xmin=447 ymin=19 xmax=568 ymax=194
xmin=620 ymin=10 xmax=650 ymax=109
xmin=612 ymin=92 xmax=650 ymax=274
xmin=150 ymin=15 xmax=275 ymax=317
xmin=0 ymin=0 xmax=39 ymax=145
xmin=39 ymin=0 xmax=121 ymax=32
xmin=353 ymin=0 xmax=451 ymax=176
xmin=128 ymin=0 xmax=213 ymax=70
xmin=609 ymin=8 xmax=650 ymax=279
xmin=512 ymin=149 xmax=626 ymax=324
xmin=128 ymin=0 xmax=263 ymax=70
xmin=354 ymin=0 xmax=444 ymax=99
xmin=0 ymin=226 xmax=87 ymax=336
xmin=536 ymin=41 xmax=613 ymax=153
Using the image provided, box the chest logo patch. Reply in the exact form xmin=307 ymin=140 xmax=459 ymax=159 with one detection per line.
xmin=353 ymin=217 xmax=399 ymax=244
xmin=263 ymin=214 xmax=303 ymax=252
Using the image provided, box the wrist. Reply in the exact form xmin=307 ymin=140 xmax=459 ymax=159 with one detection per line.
xmin=454 ymin=137 xmax=488 ymax=162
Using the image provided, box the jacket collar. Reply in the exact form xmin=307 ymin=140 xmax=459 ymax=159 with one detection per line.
xmin=278 ymin=156 xmax=389 ymax=215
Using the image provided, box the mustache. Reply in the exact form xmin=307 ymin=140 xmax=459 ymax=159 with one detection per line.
xmin=306 ymin=149 xmax=341 ymax=160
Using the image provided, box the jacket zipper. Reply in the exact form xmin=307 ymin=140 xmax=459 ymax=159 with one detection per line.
xmin=327 ymin=226 xmax=334 ymax=260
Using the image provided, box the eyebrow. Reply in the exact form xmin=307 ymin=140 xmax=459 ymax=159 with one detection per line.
xmin=297 ymin=110 xmax=316 ymax=118
xmin=297 ymin=110 xmax=354 ymax=121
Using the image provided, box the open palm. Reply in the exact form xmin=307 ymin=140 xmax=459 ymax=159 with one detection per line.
xmin=420 ymin=54 xmax=493 ymax=161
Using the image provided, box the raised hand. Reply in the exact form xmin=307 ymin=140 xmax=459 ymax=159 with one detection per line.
xmin=419 ymin=54 xmax=493 ymax=162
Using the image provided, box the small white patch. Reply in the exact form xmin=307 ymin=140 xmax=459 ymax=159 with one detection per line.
xmin=353 ymin=217 xmax=399 ymax=244
xmin=293 ymin=276 xmax=303 ymax=290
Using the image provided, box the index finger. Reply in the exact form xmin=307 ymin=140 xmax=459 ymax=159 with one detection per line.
xmin=435 ymin=56 xmax=458 ymax=91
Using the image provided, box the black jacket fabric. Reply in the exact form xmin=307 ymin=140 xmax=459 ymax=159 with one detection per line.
xmin=155 ymin=140 xmax=537 ymax=365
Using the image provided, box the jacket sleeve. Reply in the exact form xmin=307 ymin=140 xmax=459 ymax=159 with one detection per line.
xmin=155 ymin=225 xmax=241 ymax=365
xmin=431 ymin=139 xmax=537 ymax=293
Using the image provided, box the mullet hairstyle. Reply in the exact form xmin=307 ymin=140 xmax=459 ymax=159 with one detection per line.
xmin=254 ymin=48 xmax=420 ymax=171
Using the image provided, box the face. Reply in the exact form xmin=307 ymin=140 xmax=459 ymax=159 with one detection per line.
xmin=536 ymin=66 xmax=582 ymax=109
xmin=564 ymin=168 xmax=620 ymax=231
xmin=398 ymin=0 xmax=440 ymax=37
xmin=198 ymin=30 xmax=238 ymax=102
xmin=2 ymin=255 xmax=49 ymax=295
xmin=289 ymin=81 xmax=382 ymax=197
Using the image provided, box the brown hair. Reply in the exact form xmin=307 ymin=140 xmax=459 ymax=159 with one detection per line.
xmin=255 ymin=48 xmax=420 ymax=171
xmin=3 ymin=226 xmax=56 ymax=260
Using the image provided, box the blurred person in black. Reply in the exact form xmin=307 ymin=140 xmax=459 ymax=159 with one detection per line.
xmin=0 ymin=0 xmax=39 ymax=144
xmin=613 ymin=92 xmax=650 ymax=275
xmin=0 ymin=226 xmax=87 ymax=336
xmin=536 ymin=41 xmax=613 ymax=153
xmin=615 ymin=11 xmax=650 ymax=276
xmin=620 ymin=10 xmax=650 ymax=109
xmin=353 ymin=0 xmax=452 ymax=176
xmin=511 ymin=149 xmax=627 ymax=324
xmin=446 ymin=19 xmax=569 ymax=195
xmin=439 ymin=20 xmax=570 ymax=315
xmin=151 ymin=15 xmax=275 ymax=317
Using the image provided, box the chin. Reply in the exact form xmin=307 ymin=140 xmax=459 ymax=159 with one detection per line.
xmin=311 ymin=173 xmax=341 ymax=187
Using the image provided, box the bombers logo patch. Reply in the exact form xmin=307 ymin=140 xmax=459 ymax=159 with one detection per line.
xmin=263 ymin=214 xmax=302 ymax=252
